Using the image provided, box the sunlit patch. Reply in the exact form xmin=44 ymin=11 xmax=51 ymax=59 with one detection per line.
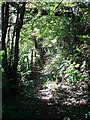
xmin=42 ymin=81 xmax=58 ymax=90
xmin=37 ymin=80 xmax=62 ymax=104
xmin=37 ymin=78 xmax=89 ymax=106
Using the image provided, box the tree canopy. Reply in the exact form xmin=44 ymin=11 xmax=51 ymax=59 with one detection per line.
xmin=1 ymin=1 xmax=90 ymax=120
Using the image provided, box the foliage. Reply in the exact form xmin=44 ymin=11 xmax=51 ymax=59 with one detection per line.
xmin=18 ymin=2 xmax=90 ymax=84
xmin=2 ymin=2 xmax=90 ymax=120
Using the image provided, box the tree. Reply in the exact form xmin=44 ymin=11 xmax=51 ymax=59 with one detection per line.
xmin=2 ymin=2 xmax=26 ymax=81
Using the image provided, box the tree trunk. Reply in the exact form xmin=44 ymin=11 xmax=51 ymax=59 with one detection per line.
xmin=2 ymin=2 xmax=26 ymax=80
xmin=2 ymin=3 xmax=9 ymax=78
xmin=12 ymin=3 xmax=26 ymax=80
xmin=31 ymin=49 xmax=34 ymax=70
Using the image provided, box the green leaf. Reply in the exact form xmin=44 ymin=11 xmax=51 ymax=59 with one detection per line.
xmin=75 ymin=64 xmax=80 ymax=68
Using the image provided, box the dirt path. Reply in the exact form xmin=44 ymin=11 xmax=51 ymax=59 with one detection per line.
xmin=28 ymin=53 xmax=90 ymax=120
xmin=3 ymin=59 xmax=90 ymax=120
xmin=29 ymin=67 xmax=90 ymax=120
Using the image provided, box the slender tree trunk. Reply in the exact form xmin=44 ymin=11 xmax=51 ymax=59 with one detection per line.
xmin=2 ymin=3 xmax=9 ymax=78
xmin=12 ymin=3 xmax=26 ymax=80
xmin=26 ymin=56 xmax=29 ymax=70
xmin=31 ymin=49 xmax=34 ymax=70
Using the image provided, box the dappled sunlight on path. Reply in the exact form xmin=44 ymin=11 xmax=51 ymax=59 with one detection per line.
xmin=37 ymin=81 xmax=90 ymax=106
xmin=30 ymin=60 xmax=90 ymax=108
xmin=29 ymin=56 xmax=90 ymax=120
